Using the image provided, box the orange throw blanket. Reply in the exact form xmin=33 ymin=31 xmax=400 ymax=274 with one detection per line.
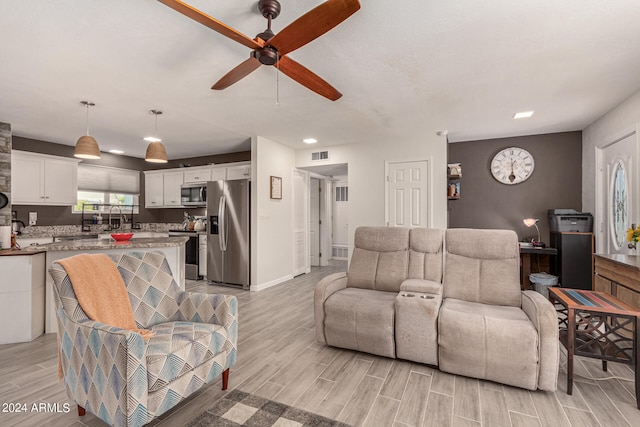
xmin=57 ymin=253 xmax=154 ymax=339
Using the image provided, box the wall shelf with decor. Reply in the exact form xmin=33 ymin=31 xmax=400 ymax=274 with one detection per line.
xmin=447 ymin=163 xmax=461 ymax=200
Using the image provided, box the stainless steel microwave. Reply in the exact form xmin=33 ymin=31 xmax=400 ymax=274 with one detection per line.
xmin=181 ymin=183 xmax=207 ymax=206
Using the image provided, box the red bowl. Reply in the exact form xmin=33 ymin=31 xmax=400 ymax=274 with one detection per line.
xmin=111 ymin=233 xmax=133 ymax=241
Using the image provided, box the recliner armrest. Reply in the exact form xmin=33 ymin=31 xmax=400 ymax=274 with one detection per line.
xmin=521 ymin=290 xmax=559 ymax=391
xmin=400 ymin=279 xmax=442 ymax=295
xmin=314 ymin=272 xmax=348 ymax=343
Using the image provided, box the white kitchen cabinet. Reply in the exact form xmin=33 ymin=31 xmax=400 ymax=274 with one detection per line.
xmin=226 ymin=163 xmax=251 ymax=180
xmin=183 ymin=167 xmax=212 ymax=183
xmin=144 ymin=171 xmax=164 ymax=208
xmin=0 ymin=252 xmax=45 ymax=344
xmin=211 ymin=166 xmax=226 ymax=181
xmin=199 ymin=233 xmax=207 ymax=278
xmin=12 ymin=151 xmax=80 ymax=205
xmin=163 ymin=171 xmax=184 ymax=206
xmin=144 ymin=170 xmax=183 ymax=208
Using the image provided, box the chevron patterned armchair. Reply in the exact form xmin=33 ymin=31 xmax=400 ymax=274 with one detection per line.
xmin=49 ymin=251 xmax=238 ymax=427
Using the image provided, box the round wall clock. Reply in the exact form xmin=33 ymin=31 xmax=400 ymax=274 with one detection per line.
xmin=490 ymin=147 xmax=535 ymax=185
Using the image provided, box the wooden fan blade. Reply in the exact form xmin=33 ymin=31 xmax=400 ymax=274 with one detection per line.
xmin=158 ymin=0 xmax=264 ymax=50
xmin=276 ymin=56 xmax=342 ymax=101
xmin=212 ymin=56 xmax=261 ymax=90
xmin=268 ymin=0 xmax=360 ymax=56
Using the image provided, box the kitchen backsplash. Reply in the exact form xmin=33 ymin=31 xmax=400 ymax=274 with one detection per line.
xmin=18 ymin=223 xmax=184 ymax=238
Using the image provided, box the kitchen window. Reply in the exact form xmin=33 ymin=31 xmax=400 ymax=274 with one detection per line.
xmin=72 ymin=164 xmax=140 ymax=214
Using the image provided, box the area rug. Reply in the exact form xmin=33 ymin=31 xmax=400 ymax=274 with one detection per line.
xmin=186 ymin=389 xmax=350 ymax=427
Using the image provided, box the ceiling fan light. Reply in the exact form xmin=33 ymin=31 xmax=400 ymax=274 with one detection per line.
xmin=145 ymin=141 xmax=168 ymax=163
xmin=74 ymin=135 xmax=101 ymax=159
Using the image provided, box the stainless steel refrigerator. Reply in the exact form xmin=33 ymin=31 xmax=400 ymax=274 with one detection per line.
xmin=207 ymin=180 xmax=250 ymax=289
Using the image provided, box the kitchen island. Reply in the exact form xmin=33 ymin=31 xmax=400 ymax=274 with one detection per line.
xmin=21 ymin=236 xmax=189 ymax=334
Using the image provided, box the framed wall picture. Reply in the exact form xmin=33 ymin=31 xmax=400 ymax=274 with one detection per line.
xmin=270 ymin=176 xmax=282 ymax=199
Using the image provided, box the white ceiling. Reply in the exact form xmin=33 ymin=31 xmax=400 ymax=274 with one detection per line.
xmin=1 ymin=0 xmax=640 ymax=160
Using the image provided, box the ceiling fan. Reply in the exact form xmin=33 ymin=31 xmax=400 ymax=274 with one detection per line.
xmin=158 ymin=0 xmax=361 ymax=101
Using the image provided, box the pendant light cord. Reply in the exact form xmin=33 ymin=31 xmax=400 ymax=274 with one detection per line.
xmin=85 ymin=103 xmax=90 ymax=136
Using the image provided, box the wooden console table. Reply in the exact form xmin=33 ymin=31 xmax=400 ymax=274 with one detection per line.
xmin=593 ymin=254 xmax=640 ymax=309
xmin=549 ymin=287 xmax=640 ymax=409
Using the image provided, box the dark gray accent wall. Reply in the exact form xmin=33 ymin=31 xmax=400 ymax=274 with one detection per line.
xmin=11 ymin=135 xmax=251 ymax=226
xmin=0 ymin=123 xmax=11 ymax=227
xmin=448 ymin=131 xmax=582 ymax=244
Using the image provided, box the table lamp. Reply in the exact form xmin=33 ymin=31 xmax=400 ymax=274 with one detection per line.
xmin=523 ymin=218 xmax=541 ymax=243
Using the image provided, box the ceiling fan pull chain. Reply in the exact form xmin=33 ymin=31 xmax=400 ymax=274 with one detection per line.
xmin=276 ymin=51 xmax=280 ymax=106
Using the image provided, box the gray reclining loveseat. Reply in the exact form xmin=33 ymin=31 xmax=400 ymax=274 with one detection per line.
xmin=314 ymin=226 xmax=559 ymax=391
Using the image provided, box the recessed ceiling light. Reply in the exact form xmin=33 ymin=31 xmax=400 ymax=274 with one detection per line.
xmin=144 ymin=136 xmax=162 ymax=142
xmin=108 ymin=149 xmax=125 ymax=154
xmin=303 ymin=138 xmax=318 ymax=144
xmin=513 ymin=111 xmax=534 ymax=119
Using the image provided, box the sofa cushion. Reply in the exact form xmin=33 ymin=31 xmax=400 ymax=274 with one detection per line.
xmin=408 ymin=228 xmax=444 ymax=282
xmin=324 ymin=288 xmax=397 ymax=358
xmin=438 ymin=298 xmax=539 ymax=390
xmin=146 ymin=321 xmax=229 ymax=392
xmin=348 ymin=227 xmax=410 ymax=292
xmin=444 ymin=229 xmax=521 ymax=307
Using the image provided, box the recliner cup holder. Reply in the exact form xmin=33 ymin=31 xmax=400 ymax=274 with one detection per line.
xmin=401 ymin=293 xmax=415 ymax=297
xmin=420 ymin=295 xmax=434 ymax=299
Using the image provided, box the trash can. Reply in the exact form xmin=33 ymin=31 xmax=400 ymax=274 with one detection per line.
xmin=529 ymin=272 xmax=558 ymax=298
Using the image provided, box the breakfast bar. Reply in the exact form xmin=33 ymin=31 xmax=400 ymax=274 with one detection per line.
xmin=21 ymin=236 xmax=189 ymax=334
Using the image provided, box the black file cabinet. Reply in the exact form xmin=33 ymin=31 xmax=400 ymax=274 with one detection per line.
xmin=550 ymin=232 xmax=594 ymax=290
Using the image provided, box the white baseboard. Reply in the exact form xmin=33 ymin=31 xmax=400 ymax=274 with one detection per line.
xmin=250 ymin=274 xmax=294 ymax=292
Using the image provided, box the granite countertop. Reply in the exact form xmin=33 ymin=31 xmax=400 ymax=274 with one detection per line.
xmin=20 ymin=236 xmax=189 ymax=252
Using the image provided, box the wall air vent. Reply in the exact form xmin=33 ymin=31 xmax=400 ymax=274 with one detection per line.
xmin=311 ymin=151 xmax=329 ymax=161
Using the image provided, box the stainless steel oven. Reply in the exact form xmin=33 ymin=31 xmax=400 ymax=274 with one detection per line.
xmin=180 ymin=183 xmax=207 ymax=206
xmin=168 ymin=230 xmax=200 ymax=280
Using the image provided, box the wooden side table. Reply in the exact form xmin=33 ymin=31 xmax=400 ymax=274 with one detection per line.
xmin=548 ymin=287 xmax=640 ymax=409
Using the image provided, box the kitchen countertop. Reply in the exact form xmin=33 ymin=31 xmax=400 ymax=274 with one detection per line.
xmin=20 ymin=236 xmax=189 ymax=252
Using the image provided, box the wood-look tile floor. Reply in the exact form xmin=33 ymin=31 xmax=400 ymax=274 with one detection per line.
xmin=1 ymin=261 xmax=639 ymax=426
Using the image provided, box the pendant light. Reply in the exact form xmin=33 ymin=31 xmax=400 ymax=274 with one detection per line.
xmin=74 ymin=101 xmax=101 ymax=159
xmin=145 ymin=110 xmax=168 ymax=163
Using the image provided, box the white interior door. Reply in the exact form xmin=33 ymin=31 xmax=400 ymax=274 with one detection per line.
xmin=599 ymin=131 xmax=637 ymax=254
xmin=386 ymin=160 xmax=430 ymax=227
xmin=292 ymin=170 xmax=308 ymax=276
xmin=310 ymin=177 xmax=321 ymax=266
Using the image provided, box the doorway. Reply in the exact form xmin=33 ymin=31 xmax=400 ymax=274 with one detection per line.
xmin=294 ymin=163 xmax=348 ymax=270
xmin=597 ymin=129 xmax=638 ymax=254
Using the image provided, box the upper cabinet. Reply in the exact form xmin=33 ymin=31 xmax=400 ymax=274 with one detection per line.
xmin=144 ymin=162 xmax=250 ymax=208
xmin=163 ymin=171 xmax=184 ymax=207
xmin=226 ymin=163 xmax=251 ymax=180
xmin=144 ymin=170 xmax=184 ymax=208
xmin=183 ymin=166 xmax=212 ymax=183
xmin=12 ymin=151 xmax=80 ymax=205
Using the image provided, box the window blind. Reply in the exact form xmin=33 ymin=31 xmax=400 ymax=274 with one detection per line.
xmin=77 ymin=164 xmax=140 ymax=194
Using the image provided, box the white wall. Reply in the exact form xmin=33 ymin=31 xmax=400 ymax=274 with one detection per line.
xmin=250 ymin=136 xmax=296 ymax=291
xmin=582 ymin=89 xmax=640 ymax=217
xmin=295 ymin=135 xmax=448 ymax=256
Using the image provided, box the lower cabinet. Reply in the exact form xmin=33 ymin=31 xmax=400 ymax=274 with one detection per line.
xmin=0 ymin=253 xmax=45 ymax=344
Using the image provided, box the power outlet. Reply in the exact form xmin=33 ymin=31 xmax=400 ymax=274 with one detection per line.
xmin=28 ymin=211 xmax=37 ymax=226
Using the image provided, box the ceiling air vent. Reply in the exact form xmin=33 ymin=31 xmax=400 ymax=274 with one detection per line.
xmin=311 ymin=151 xmax=329 ymax=161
